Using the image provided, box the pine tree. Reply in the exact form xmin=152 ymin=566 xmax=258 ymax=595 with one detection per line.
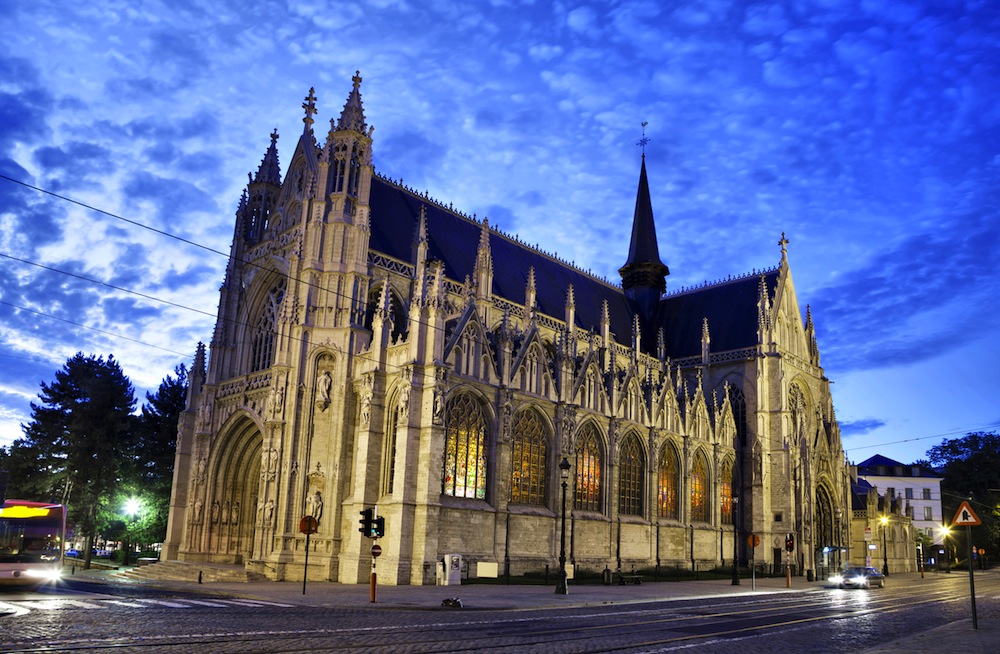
xmin=20 ymin=353 xmax=136 ymax=567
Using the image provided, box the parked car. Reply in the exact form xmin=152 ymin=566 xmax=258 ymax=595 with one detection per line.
xmin=831 ymin=566 xmax=886 ymax=589
xmin=65 ymin=549 xmax=81 ymax=558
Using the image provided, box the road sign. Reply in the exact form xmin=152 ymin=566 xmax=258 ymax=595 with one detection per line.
xmin=299 ymin=515 xmax=319 ymax=534
xmin=371 ymin=544 xmax=382 ymax=558
xmin=864 ymin=527 xmax=872 ymax=541
xmin=747 ymin=534 xmax=760 ymax=548
xmin=953 ymin=501 xmax=982 ymax=526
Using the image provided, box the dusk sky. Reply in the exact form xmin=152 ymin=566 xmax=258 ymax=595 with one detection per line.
xmin=2 ymin=1 xmax=998 ymax=466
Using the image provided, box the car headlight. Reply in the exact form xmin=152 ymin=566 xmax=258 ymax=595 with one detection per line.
xmin=829 ymin=574 xmax=843 ymax=584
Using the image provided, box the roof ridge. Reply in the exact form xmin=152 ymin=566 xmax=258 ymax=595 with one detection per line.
xmin=664 ymin=265 xmax=780 ymax=297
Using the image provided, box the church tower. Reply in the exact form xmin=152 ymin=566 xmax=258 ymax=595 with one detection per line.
xmin=618 ymin=155 xmax=669 ymax=320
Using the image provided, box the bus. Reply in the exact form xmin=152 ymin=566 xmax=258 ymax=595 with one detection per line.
xmin=0 ymin=500 xmax=65 ymax=586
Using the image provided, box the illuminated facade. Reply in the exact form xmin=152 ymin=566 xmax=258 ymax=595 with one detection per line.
xmin=164 ymin=74 xmax=851 ymax=584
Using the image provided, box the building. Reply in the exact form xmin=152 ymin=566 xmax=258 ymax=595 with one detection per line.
xmin=855 ymin=454 xmax=943 ymax=566
xmin=164 ymin=74 xmax=851 ymax=585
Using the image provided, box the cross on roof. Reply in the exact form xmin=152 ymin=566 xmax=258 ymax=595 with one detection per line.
xmin=302 ymin=87 xmax=318 ymax=128
xmin=637 ymin=121 xmax=650 ymax=156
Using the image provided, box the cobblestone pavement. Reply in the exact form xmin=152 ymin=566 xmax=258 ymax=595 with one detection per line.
xmin=48 ymin=567 xmax=999 ymax=653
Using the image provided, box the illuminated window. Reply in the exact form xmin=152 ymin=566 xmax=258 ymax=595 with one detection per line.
xmin=657 ymin=444 xmax=679 ymax=519
xmin=617 ymin=434 xmax=644 ymax=516
xmin=720 ymin=459 xmax=733 ymax=525
xmin=574 ymin=424 xmax=603 ymax=512
xmin=510 ymin=410 xmax=547 ymax=506
xmin=442 ymin=394 xmax=487 ymax=499
xmin=691 ymin=453 xmax=709 ymax=522
xmin=250 ymin=281 xmax=285 ymax=372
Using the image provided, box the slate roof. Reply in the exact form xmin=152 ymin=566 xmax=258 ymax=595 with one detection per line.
xmin=368 ymin=174 xmax=777 ymax=360
xmin=856 ymin=454 xmax=941 ymax=479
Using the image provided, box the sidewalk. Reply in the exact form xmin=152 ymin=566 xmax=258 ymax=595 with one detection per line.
xmin=64 ymin=567 xmax=996 ymax=652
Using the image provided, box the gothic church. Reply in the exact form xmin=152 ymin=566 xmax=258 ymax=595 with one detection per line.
xmin=164 ymin=73 xmax=850 ymax=585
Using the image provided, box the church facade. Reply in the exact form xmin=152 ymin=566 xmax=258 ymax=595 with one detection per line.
xmin=164 ymin=73 xmax=852 ymax=585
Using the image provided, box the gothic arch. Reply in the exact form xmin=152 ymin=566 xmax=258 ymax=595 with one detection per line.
xmin=441 ymin=390 xmax=494 ymax=501
xmin=573 ymin=420 xmax=607 ymax=514
xmin=656 ymin=439 xmax=681 ymax=520
xmin=508 ymin=406 xmax=550 ymax=507
xmin=206 ymin=413 xmax=264 ymax=564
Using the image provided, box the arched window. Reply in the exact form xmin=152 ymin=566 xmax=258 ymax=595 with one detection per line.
xmin=728 ymin=385 xmax=747 ymax=447
xmin=510 ymin=409 xmax=547 ymax=506
xmin=250 ymin=280 xmax=285 ymax=372
xmin=657 ymin=444 xmax=679 ymax=519
xmin=720 ymin=459 xmax=733 ymax=525
xmin=574 ymin=424 xmax=603 ymax=512
xmin=691 ymin=453 xmax=709 ymax=522
xmin=381 ymin=399 xmax=399 ymax=496
xmin=789 ymin=384 xmax=807 ymax=444
xmin=617 ymin=434 xmax=644 ymax=516
xmin=442 ymin=394 xmax=487 ymax=499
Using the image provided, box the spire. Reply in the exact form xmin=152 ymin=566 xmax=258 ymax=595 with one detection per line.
xmin=619 ymin=153 xmax=669 ymax=319
xmin=565 ymin=284 xmax=576 ymax=330
xmin=302 ymin=87 xmax=318 ymax=132
xmin=779 ymin=231 xmax=789 ymax=265
xmin=253 ymin=129 xmax=282 ymax=186
xmin=525 ymin=266 xmax=537 ymax=314
xmin=473 ymin=218 xmax=493 ymax=300
xmin=336 ymin=70 xmax=368 ymax=134
xmin=701 ymin=317 xmax=711 ymax=365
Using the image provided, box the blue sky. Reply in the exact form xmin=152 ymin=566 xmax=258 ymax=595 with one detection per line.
xmin=1 ymin=0 xmax=998 ymax=465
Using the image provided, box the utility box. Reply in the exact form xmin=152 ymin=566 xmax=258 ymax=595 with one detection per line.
xmin=438 ymin=554 xmax=462 ymax=585
xmin=474 ymin=561 xmax=498 ymax=578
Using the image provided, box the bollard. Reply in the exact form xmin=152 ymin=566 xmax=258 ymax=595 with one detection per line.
xmin=544 ymin=564 xmax=549 ymax=586
xmin=71 ymin=565 xmax=76 ymax=575
xmin=198 ymin=570 xmax=203 ymax=584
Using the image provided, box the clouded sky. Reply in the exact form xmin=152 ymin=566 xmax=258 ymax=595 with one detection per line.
xmin=2 ymin=0 xmax=998 ymax=465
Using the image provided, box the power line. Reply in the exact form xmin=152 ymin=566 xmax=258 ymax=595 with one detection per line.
xmin=0 ymin=300 xmax=189 ymax=357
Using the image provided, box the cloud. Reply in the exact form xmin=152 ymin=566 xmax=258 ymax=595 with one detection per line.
xmin=839 ymin=418 xmax=887 ymax=437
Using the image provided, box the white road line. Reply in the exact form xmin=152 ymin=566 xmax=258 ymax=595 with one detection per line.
xmin=133 ymin=598 xmax=193 ymax=608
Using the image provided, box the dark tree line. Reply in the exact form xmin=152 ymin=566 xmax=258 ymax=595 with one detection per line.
xmin=0 ymin=353 xmax=186 ymax=567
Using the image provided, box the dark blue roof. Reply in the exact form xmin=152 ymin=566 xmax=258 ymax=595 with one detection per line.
xmin=856 ymin=454 xmax=941 ymax=478
xmin=369 ymin=175 xmax=773 ymax=357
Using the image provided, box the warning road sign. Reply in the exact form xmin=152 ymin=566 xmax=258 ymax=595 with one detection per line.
xmin=952 ymin=501 xmax=982 ymax=526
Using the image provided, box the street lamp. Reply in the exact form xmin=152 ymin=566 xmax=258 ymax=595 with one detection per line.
xmin=556 ymin=457 xmax=571 ymax=595
xmin=939 ymin=524 xmax=952 ymax=573
xmin=731 ymin=496 xmax=740 ymax=586
xmin=123 ymin=497 xmax=140 ymax=566
xmin=879 ymin=515 xmax=889 ymax=577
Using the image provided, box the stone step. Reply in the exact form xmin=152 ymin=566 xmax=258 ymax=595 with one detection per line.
xmin=114 ymin=560 xmax=266 ymax=583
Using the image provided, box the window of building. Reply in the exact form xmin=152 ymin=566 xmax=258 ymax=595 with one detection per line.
xmin=510 ymin=409 xmax=547 ymax=506
xmin=886 ymin=487 xmax=895 ymax=498
xmin=924 ymin=506 xmax=933 ymax=520
xmin=657 ymin=445 xmax=679 ymax=520
xmin=720 ymin=459 xmax=733 ymax=525
xmin=905 ymin=488 xmax=913 ymax=500
xmin=381 ymin=402 xmax=399 ymax=496
xmin=441 ymin=393 xmax=487 ymax=499
xmin=250 ymin=281 xmax=285 ymax=372
xmin=574 ymin=424 xmax=603 ymax=512
xmin=727 ymin=386 xmax=747 ymax=447
xmin=691 ymin=453 xmax=709 ymax=522
xmin=922 ymin=488 xmax=932 ymax=500
xmin=617 ymin=434 xmax=644 ymax=516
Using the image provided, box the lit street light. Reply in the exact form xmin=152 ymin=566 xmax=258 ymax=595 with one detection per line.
xmin=123 ymin=497 xmax=140 ymax=566
xmin=556 ymin=457 xmax=571 ymax=595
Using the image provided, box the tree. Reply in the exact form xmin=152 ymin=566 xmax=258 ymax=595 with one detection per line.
xmin=128 ymin=364 xmax=188 ymax=544
xmin=19 ymin=353 xmax=136 ymax=567
xmin=926 ymin=431 xmax=1000 ymax=562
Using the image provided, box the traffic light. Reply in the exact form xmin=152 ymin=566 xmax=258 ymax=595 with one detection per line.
xmin=785 ymin=533 xmax=795 ymax=552
xmin=372 ymin=516 xmax=385 ymax=539
xmin=359 ymin=507 xmax=374 ymax=536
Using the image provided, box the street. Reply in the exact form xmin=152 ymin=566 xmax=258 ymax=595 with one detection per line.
xmin=0 ymin=571 xmax=996 ymax=653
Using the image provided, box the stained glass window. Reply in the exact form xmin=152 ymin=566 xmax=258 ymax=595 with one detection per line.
xmin=720 ymin=459 xmax=733 ymax=524
xmin=728 ymin=385 xmax=747 ymax=447
xmin=574 ymin=424 xmax=602 ymax=512
xmin=691 ymin=453 xmax=709 ymax=522
xmin=442 ymin=394 xmax=487 ymax=499
xmin=381 ymin=401 xmax=399 ymax=496
xmin=617 ymin=434 xmax=644 ymax=516
xmin=510 ymin=410 xmax=547 ymax=505
xmin=657 ymin=444 xmax=678 ymax=519
xmin=250 ymin=281 xmax=285 ymax=372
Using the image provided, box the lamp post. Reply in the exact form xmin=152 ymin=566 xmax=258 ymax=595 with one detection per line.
xmin=879 ymin=515 xmax=889 ymax=577
xmin=556 ymin=457 xmax=571 ymax=595
xmin=123 ymin=497 xmax=140 ymax=566
xmin=731 ymin=496 xmax=740 ymax=585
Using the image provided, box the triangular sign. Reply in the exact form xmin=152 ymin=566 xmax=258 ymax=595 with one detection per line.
xmin=952 ymin=501 xmax=982 ymax=526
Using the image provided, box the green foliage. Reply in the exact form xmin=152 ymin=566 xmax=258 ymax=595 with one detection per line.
xmin=926 ymin=431 xmax=1000 ymax=557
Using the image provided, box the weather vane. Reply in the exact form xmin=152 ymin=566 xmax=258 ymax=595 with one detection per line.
xmin=637 ymin=121 xmax=650 ymax=156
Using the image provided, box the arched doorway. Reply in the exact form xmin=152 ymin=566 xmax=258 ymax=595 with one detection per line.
xmin=814 ymin=484 xmax=836 ymax=577
xmin=206 ymin=416 xmax=263 ymax=564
